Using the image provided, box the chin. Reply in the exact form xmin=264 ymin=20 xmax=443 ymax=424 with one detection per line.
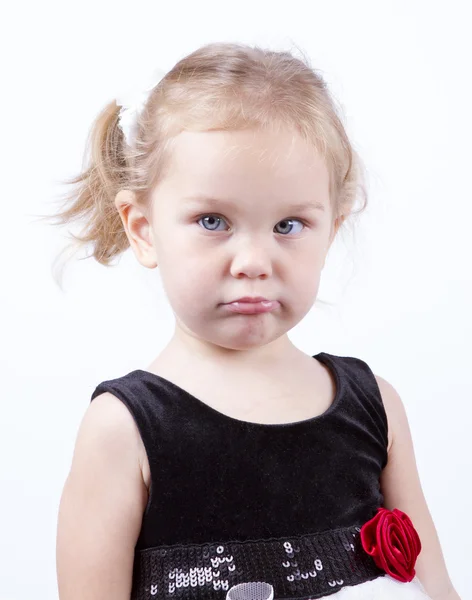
xmin=206 ymin=326 xmax=285 ymax=352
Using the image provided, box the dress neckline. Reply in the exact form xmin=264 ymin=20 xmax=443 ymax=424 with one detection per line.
xmin=132 ymin=352 xmax=343 ymax=429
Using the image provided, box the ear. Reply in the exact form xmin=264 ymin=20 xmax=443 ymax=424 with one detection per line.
xmin=331 ymin=211 xmax=347 ymax=241
xmin=114 ymin=190 xmax=158 ymax=269
xmin=322 ymin=214 xmax=345 ymax=268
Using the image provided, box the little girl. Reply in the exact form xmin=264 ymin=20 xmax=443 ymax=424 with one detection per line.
xmin=53 ymin=42 xmax=460 ymax=600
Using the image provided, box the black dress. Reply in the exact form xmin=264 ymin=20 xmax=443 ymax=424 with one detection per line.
xmin=90 ymin=352 xmax=390 ymax=600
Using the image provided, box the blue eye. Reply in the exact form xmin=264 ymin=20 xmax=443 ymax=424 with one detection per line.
xmin=198 ymin=215 xmax=228 ymax=231
xmin=197 ymin=215 xmax=305 ymax=235
xmin=274 ymin=219 xmax=304 ymax=235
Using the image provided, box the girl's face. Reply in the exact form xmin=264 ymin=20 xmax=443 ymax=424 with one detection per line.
xmin=147 ymin=127 xmax=338 ymax=353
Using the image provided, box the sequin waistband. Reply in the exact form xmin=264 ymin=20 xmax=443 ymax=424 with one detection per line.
xmin=131 ymin=525 xmax=385 ymax=600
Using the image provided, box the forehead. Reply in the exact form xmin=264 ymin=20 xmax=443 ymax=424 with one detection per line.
xmin=153 ymin=128 xmax=331 ymax=213
xmin=165 ymin=128 xmax=328 ymax=180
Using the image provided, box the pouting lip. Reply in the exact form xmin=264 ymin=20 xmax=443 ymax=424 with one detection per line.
xmin=226 ymin=296 xmax=270 ymax=304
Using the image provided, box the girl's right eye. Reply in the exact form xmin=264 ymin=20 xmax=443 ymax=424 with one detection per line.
xmin=197 ymin=215 xmax=228 ymax=231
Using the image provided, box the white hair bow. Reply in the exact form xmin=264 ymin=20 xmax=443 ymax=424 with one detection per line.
xmin=116 ymin=67 xmax=167 ymax=148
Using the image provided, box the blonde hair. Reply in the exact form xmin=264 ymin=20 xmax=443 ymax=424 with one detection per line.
xmin=39 ymin=41 xmax=367 ymax=292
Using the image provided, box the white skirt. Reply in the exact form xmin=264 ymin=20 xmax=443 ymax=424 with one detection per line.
xmin=321 ymin=575 xmax=431 ymax=599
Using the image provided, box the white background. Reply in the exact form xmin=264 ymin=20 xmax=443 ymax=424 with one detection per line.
xmin=1 ymin=1 xmax=470 ymax=599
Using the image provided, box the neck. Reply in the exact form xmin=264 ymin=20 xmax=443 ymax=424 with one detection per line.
xmin=159 ymin=326 xmax=301 ymax=373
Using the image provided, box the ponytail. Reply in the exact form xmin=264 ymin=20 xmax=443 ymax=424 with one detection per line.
xmin=33 ymin=100 xmax=132 ymax=288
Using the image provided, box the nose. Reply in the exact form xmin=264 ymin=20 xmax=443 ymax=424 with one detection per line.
xmin=229 ymin=239 xmax=273 ymax=279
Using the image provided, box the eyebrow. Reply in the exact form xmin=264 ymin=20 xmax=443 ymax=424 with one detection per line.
xmin=182 ymin=195 xmax=326 ymax=212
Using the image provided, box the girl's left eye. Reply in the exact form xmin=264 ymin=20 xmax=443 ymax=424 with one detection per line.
xmin=198 ymin=215 xmax=228 ymax=231
xmin=275 ymin=219 xmax=305 ymax=235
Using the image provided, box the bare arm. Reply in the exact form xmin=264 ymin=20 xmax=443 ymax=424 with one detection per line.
xmin=56 ymin=392 xmax=149 ymax=600
xmin=376 ymin=375 xmax=461 ymax=600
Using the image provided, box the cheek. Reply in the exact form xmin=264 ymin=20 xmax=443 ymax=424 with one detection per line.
xmin=160 ymin=245 xmax=220 ymax=305
xmin=289 ymin=246 xmax=324 ymax=278
xmin=286 ymin=248 xmax=324 ymax=305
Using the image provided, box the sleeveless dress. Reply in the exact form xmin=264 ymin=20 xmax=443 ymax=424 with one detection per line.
xmin=90 ymin=352 xmax=430 ymax=600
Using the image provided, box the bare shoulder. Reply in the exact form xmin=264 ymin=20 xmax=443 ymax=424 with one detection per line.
xmin=81 ymin=392 xmax=140 ymax=443
xmin=373 ymin=375 xmax=457 ymax=596
xmin=374 ymin=374 xmax=401 ymax=454
xmin=374 ymin=373 xmax=417 ymax=455
xmin=69 ymin=392 xmax=146 ymax=510
xmin=85 ymin=391 xmax=149 ymax=484
xmin=56 ymin=392 xmax=149 ymax=599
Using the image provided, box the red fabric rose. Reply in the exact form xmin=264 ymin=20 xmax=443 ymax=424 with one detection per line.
xmin=360 ymin=507 xmax=422 ymax=583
